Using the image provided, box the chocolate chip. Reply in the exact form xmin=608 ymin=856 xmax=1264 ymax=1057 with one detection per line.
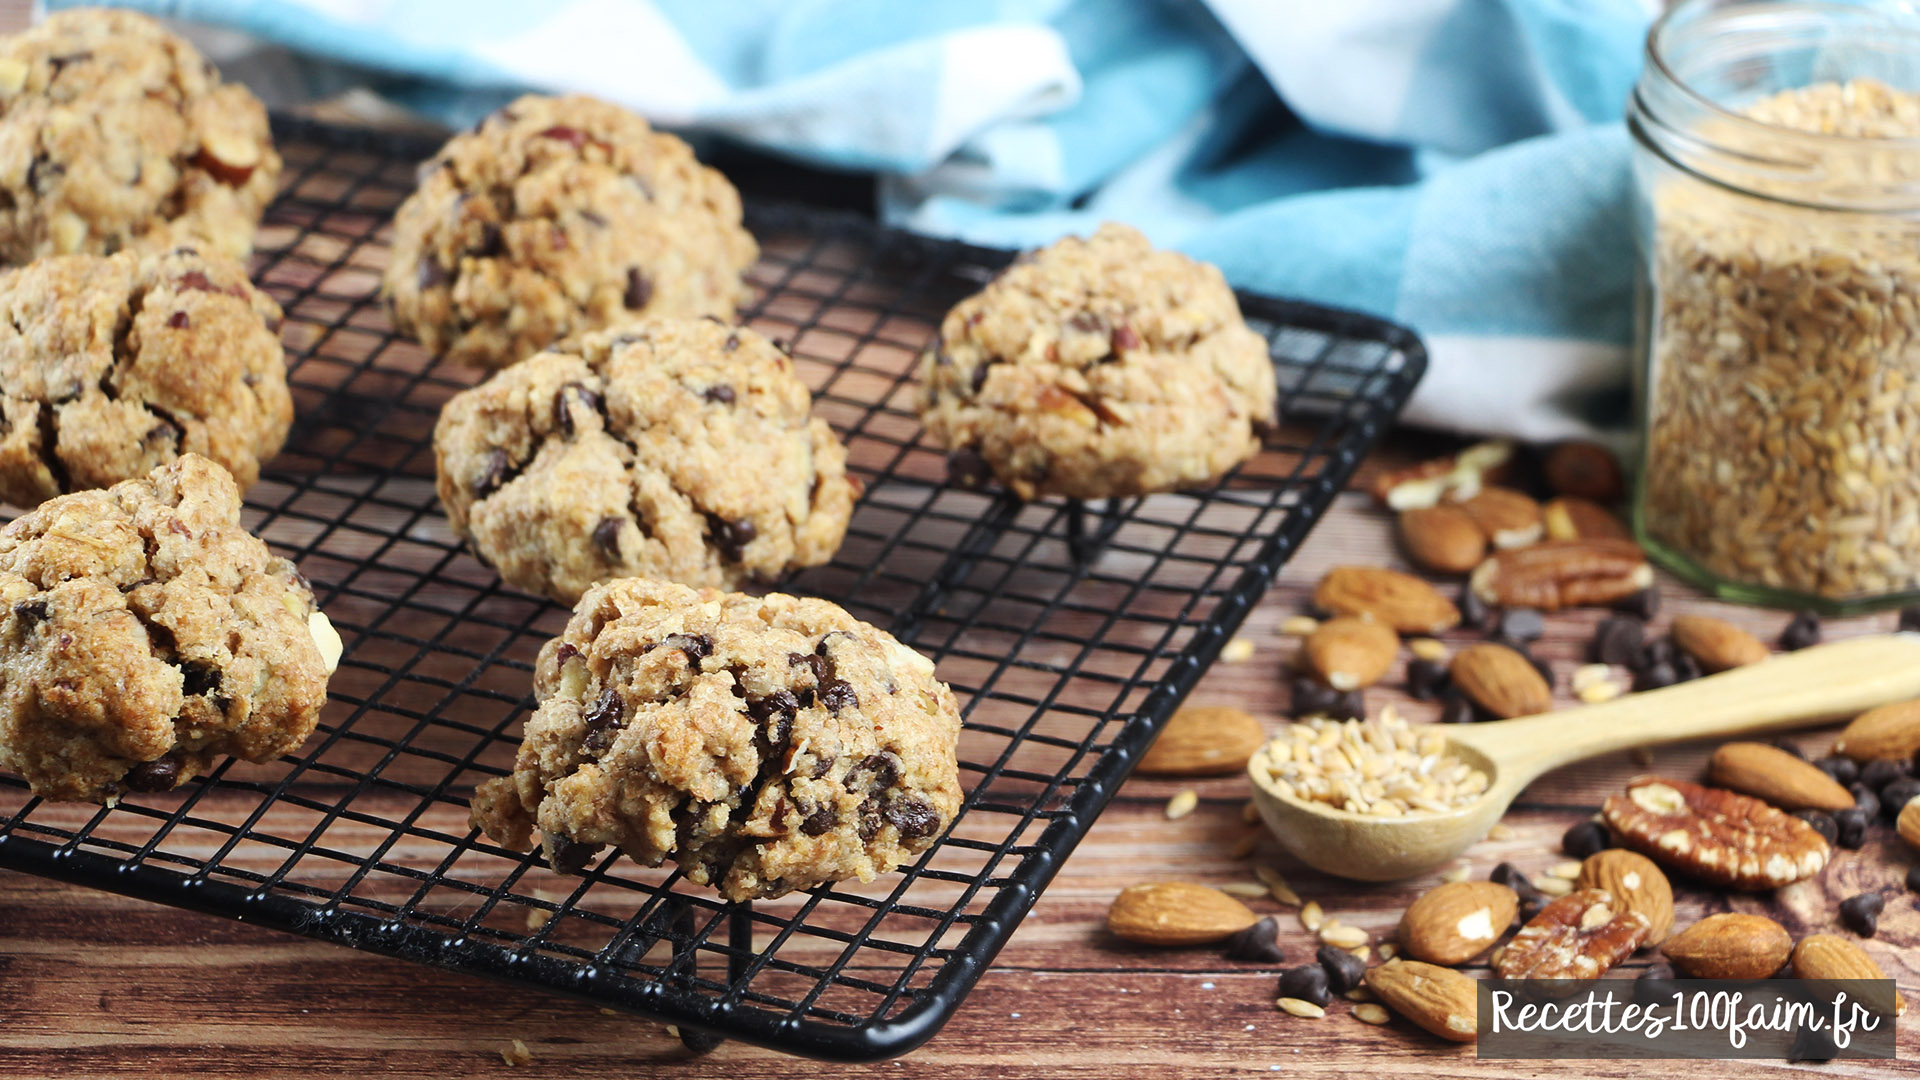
xmin=578 ymin=209 xmax=607 ymax=228
xmin=1286 ymin=676 xmax=1340 ymax=718
xmin=705 ymin=514 xmax=756 ymax=562
xmin=1277 ymin=964 xmax=1330 ymax=1008
xmin=472 ymin=223 xmax=504 ymax=258
xmin=1498 ymin=608 xmax=1545 ymax=643
xmin=1771 ymin=738 xmax=1807 ymax=760
xmin=1110 ymin=324 xmax=1141 ymax=351
xmin=1633 ymin=962 xmax=1676 ymax=1004
xmin=1590 ymin=616 xmax=1643 ymax=666
xmin=800 ymin=804 xmax=837 ymax=836
xmin=1789 ymin=1025 xmax=1840 ymax=1064
xmin=664 ymin=633 xmax=712 ymax=663
xmin=1794 ymin=809 xmax=1838 ymax=847
xmin=592 ymin=516 xmax=622 ymax=560
xmin=1067 ymin=312 xmax=1106 ymax=334
xmin=1562 ymin=820 xmax=1610 ymax=859
xmin=1834 ymin=808 xmax=1870 ymax=849
xmin=1777 ymin=610 xmax=1821 ymax=651
xmin=123 ymin=757 xmax=181 ymax=792
xmin=581 ymin=687 xmax=624 ymax=753
xmin=847 ymin=753 xmax=900 ymax=793
xmin=1901 ymin=605 xmax=1920 ymax=634
xmin=1223 ymin=916 xmax=1284 ymax=964
xmin=12 ymin=598 xmax=48 ymax=631
xmin=1315 ymin=943 xmax=1366 ymax=993
xmin=795 ymin=651 xmax=830 ymax=686
xmin=703 ymin=385 xmax=735 ymax=404
xmin=473 ymin=447 xmax=510 ymax=498
xmin=1528 ymin=653 xmax=1554 ymax=688
xmin=1672 ymin=652 xmax=1703 ymax=683
xmin=946 ymin=446 xmax=994 ymax=489
xmin=1633 ymin=661 xmax=1677 ymax=693
xmin=555 ymin=642 xmax=579 ymax=666
xmin=1438 ymin=695 xmax=1480 ymax=724
xmin=882 ymin=796 xmax=942 ymax=839
xmin=748 ymin=689 xmax=800 ymax=731
xmin=26 ymin=155 xmax=62 ymax=193
xmin=1862 ymin=758 xmax=1910 ymax=791
xmin=176 ymin=270 xmax=244 ymax=298
xmin=539 ymin=125 xmax=589 ymax=149
xmin=1405 ymin=658 xmax=1449 ymax=701
xmin=548 ymin=837 xmax=600 ymax=873
xmin=1491 ymin=861 xmax=1549 ymax=917
xmin=166 ymin=311 xmax=189 ymax=329
xmin=1330 ymin=688 xmax=1366 ymax=721
xmin=811 ymin=753 xmax=835 ymax=779
xmin=1457 ymin=584 xmax=1491 ymax=630
xmin=180 ymin=661 xmax=221 ymax=697
xmin=551 ymin=382 xmax=601 ymax=437
xmin=1816 ymin=755 xmax=1859 ymax=786
xmin=1839 ymin=891 xmax=1884 ymax=937
xmin=1879 ymin=777 xmax=1920 ymax=821
xmin=624 ymin=268 xmax=652 ymax=310
xmin=1849 ymin=784 xmax=1880 ymax=821
xmin=820 ymin=678 xmax=858 ymax=713
xmin=723 ymin=332 xmax=740 ymax=353
xmin=1638 ymin=962 xmax=1674 ymax=982
xmin=1907 ymin=865 xmax=1920 ymax=893
xmin=1616 ymin=587 xmax=1661 ymax=620
xmin=417 ymin=258 xmax=447 ymax=291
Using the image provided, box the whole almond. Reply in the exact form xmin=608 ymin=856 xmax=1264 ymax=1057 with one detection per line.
xmin=1707 ymin=742 xmax=1854 ymax=812
xmin=1107 ymin=883 xmax=1258 ymax=945
xmin=1305 ymin=616 xmax=1398 ymax=691
xmin=1397 ymin=881 xmax=1517 ymax=965
xmin=1450 ymin=643 xmax=1551 ymax=718
xmin=1399 ymin=504 xmax=1487 ymax=574
xmin=1364 ymin=960 xmax=1479 ymax=1043
xmin=1793 ymin=934 xmax=1906 ymax=1015
xmin=1458 ymin=487 xmax=1544 ymax=550
xmin=1137 ymin=705 xmax=1267 ymax=777
xmin=1574 ymin=849 xmax=1675 ymax=945
xmin=1898 ymin=797 xmax=1920 ymax=852
xmin=1661 ymin=913 xmax=1791 ymax=979
xmin=1542 ymin=496 xmax=1631 ymax=542
xmin=1670 ymin=615 xmax=1769 ymax=672
xmin=1314 ymin=566 xmax=1460 ymax=634
xmin=1833 ymin=700 xmax=1920 ymax=761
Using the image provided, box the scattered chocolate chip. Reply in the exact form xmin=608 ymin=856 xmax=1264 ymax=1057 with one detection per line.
xmin=1458 ymin=584 xmax=1491 ymax=630
xmin=664 ymin=633 xmax=712 ymax=663
xmin=180 ymin=661 xmax=221 ymax=697
xmin=1879 ymin=777 xmax=1920 ymax=821
xmin=1499 ymin=608 xmax=1545 ymax=643
xmin=1289 ymin=676 xmax=1340 ymax=718
xmin=591 ymin=517 xmax=623 ymax=560
xmin=1315 ymin=944 xmax=1366 ymax=993
xmin=539 ymin=125 xmax=589 ymax=149
xmin=1405 ymin=658 xmax=1449 ymax=701
xmin=1528 ymin=653 xmax=1554 ymax=688
xmin=1839 ymin=892 xmax=1885 ymax=937
xmin=1590 ymin=616 xmax=1644 ymax=666
xmin=1616 ymin=587 xmax=1661 ymax=620
xmin=1834 ymin=808 xmax=1870 ymax=849
xmin=1849 ymin=784 xmax=1881 ymax=821
xmin=166 ymin=311 xmax=189 ymax=329
xmin=624 ymin=267 xmax=652 ymax=310
xmin=12 ymin=598 xmax=48 ymax=631
xmin=1901 ymin=605 xmax=1920 ymax=634
xmin=1277 ymin=964 xmax=1330 ymax=1008
xmin=472 ymin=447 xmax=510 ymax=498
xmin=120 ymin=756 xmax=180 ymax=792
xmin=1861 ymin=758 xmax=1910 ymax=791
xmin=1330 ymin=688 xmax=1366 ymax=721
xmin=548 ymin=837 xmax=601 ymax=873
xmin=969 ymin=361 xmax=992 ymax=396
xmin=820 ymin=678 xmax=859 ymax=713
xmin=1562 ymin=820 xmax=1611 ymax=859
xmin=1438 ymin=695 xmax=1480 ymax=724
xmin=1777 ymin=610 xmax=1821 ymax=651
xmin=704 ymin=513 xmax=756 ymax=562
xmin=1789 ymin=1024 xmax=1840 ymax=1064
xmin=702 ymin=384 xmax=735 ymax=404
xmin=1633 ymin=661 xmax=1677 ymax=693
xmin=882 ymin=796 xmax=942 ymax=839
xmin=472 ymin=223 xmax=504 ymax=258
xmin=1770 ymin=738 xmax=1806 ymax=760
xmin=1223 ymin=916 xmax=1284 ymax=964
xmin=800 ymin=804 xmax=837 ymax=836
xmin=1794 ymin=809 xmax=1839 ymax=847
xmin=581 ymin=687 xmax=624 ymax=753
xmin=1672 ymin=652 xmax=1703 ymax=683
xmin=1637 ymin=962 xmax=1675 ymax=983
xmin=1816 ymin=755 xmax=1860 ymax=787
xmin=946 ymin=446 xmax=993 ymax=489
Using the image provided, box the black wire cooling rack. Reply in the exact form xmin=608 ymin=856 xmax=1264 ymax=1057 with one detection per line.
xmin=0 ymin=116 xmax=1425 ymax=1061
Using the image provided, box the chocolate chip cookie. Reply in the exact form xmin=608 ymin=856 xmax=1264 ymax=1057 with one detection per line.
xmin=384 ymin=93 xmax=757 ymax=369
xmin=0 ymin=454 xmax=336 ymax=804
xmin=0 ymin=9 xmax=281 ymax=262
xmin=0 ymin=247 xmax=292 ymax=508
xmin=434 ymin=320 xmax=856 ymax=603
xmin=917 ymin=223 xmax=1276 ymax=500
xmin=469 ymin=577 xmax=963 ymax=900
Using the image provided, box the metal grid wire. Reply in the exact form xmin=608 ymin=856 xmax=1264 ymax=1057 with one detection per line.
xmin=0 ymin=117 xmax=1425 ymax=1061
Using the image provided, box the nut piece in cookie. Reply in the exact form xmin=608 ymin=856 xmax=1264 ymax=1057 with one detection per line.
xmin=383 ymin=93 xmax=758 ymax=369
xmin=916 ymin=222 xmax=1277 ymax=500
xmin=0 ymin=9 xmax=282 ymax=261
xmin=470 ymin=578 xmax=964 ymax=901
xmin=0 ymin=248 xmax=290 ymax=507
xmin=0 ymin=454 xmax=332 ymax=803
xmin=434 ymin=320 xmax=856 ymax=602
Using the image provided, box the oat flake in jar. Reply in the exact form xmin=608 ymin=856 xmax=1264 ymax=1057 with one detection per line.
xmin=1629 ymin=0 xmax=1920 ymax=612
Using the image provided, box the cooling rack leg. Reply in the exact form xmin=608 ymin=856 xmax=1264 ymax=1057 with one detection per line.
xmin=677 ymin=902 xmax=755 ymax=1056
xmin=1065 ymin=498 xmax=1123 ymax=567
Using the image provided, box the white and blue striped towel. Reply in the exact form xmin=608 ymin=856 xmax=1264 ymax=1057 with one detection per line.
xmin=55 ymin=0 xmax=1661 ymax=441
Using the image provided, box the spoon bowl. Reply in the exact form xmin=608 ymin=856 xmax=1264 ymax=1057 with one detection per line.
xmin=1247 ymin=633 xmax=1920 ymax=881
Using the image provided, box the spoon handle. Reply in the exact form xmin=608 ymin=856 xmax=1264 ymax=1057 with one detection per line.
xmin=1450 ymin=632 xmax=1920 ymax=787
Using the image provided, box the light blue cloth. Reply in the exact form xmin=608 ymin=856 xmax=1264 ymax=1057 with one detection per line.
xmin=54 ymin=0 xmax=1663 ymax=439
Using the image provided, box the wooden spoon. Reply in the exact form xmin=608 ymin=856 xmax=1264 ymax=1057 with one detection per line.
xmin=1246 ymin=633 xmax=1920 ymax=882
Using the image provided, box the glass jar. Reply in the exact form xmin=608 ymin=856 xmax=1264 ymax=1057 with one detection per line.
xmin=1628 ymin=0 xmax=1920 ymax=613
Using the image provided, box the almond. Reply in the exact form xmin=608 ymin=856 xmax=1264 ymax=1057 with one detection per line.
xmin=1707 ymin=742 xmax=1854 ymax=812
xmin=1396 ymin=881 xmax=1517 ymax=965
xmin=1898 ymin=796 xmax=1920 ymax=852
xmin=1450 ymin=643 xmax=1551 ymax=718
xmin=1313 ymin=566 xmax=1460 ymax=635
xmin=1661 ymin=913 xmax=1791 ymax=979
xmin=1574 ymin=849 xmax=1675 ymax=945
xmin=1107 ymin=883 xmax=1259 ymax=945
xmin=1469 ymin=539 xmax=1652 ymax=612
xmin=1793 ymin=934 xmax=1906 ymax=1015
xmin=1543 ymin=441 xmax=1626 ymax=503
xmin=1364 ymin=960 xmax=1479 ymax=1043
xmin=1305 ymin=616 xmax=1398 ymax=690
xmin=1542 ymin=496 xmax=1631 ymax=542
xmin=1670 ymin=614 xmax=1769 ymax=672
xmin=1457 ymin=487 xmax=1544 ymax=550
xmin=1399 ymin=504 xmax=1487 ymax=574
xmin=1137 ymin=705 xmax=1266 ymax=777
xmin=1833 ymin=699 xmax=1920 ymax=761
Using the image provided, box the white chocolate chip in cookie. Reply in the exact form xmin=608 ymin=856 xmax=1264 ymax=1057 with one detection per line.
xmin=309 ymin=610 xmax=342 ymax=674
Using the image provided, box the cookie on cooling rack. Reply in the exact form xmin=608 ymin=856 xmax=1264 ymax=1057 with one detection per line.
xmin=917 ymin=222 xmax=1276 ymax=501
xmin=0 ymin=454 xmax=339 ymax=804
xmin=0 ymin=247 xmax=291 ymax=508
xmin=384 ymin=93 xmax=758 ymax=369
xmin=469 ymin=577 xmax=962 ymax=901
xmin=434 ymin=319 xmax=856 ymax=603
xmin=0 ymin=9 xmax=281 ymax=262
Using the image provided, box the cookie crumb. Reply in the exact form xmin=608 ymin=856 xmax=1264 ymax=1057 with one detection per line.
xmin=500 ymin=1039 xmax=533 ymax=1066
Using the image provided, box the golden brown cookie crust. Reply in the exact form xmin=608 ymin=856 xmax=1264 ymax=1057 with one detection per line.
xmin=0 ymin=247 xmax=291 ymax=507
xmin=470 ymin=577 xmax=963 ymax=901
xmin=434 ymin=320 xmax=856 ymax=603
xmin=0 ymin=8 xmax=281 ymax=261
xmin=384 ymin=93 xmax=758 ymax=369
xmin=917 ymin=222 xmax=1276 ymax=500
xmin=0 ymin=454 xmax=330 ymax=803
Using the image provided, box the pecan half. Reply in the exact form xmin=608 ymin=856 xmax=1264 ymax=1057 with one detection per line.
xmin=1602 ymin=777 xmax=1830 ymax=890
xmin=1493 ymin=887 xmax=1649 ymax=979
xmin=1468 ymin=539 xmax=1652 ymax=612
